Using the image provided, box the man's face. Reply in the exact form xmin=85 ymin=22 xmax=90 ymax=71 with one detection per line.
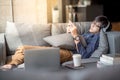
xmin=89 ymin=21 xmax=101 ymax=33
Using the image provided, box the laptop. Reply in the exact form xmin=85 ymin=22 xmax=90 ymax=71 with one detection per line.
xmin=24 ymin=47 xmax=60 ymax=71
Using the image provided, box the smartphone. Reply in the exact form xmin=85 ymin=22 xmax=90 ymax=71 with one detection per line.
xmin=68 ymin=20 xmax=73 ymax=27
xmin=68 ymin=20 xmax=72 ymax=23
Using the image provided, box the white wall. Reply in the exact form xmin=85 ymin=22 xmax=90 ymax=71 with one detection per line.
xmin=0 ymin=0 xmax=48 ymax=32
xmin=0 ymin=0 xmax=13 ymax=32
xmin=13 ymin=0 xmax=47 ymax=24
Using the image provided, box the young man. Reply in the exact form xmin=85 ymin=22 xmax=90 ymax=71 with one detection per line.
xmin=67 ymin=15 xmax=111 ymax=58
xmin=0 ymin=15 xmax=111 ymax=70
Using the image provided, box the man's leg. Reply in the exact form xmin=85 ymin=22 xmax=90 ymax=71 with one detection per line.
xmin=7 ymin=45 xmax=51 ymax=65
xmin=0 ymin=45 xmax=73 ymax=70
xmin=1 ymin=45 xmax=50 ymax=70
xmin=7 ymin=46 xmax=73 ymax=65
xmin=60 ymin=49 xmax=73 ymax=64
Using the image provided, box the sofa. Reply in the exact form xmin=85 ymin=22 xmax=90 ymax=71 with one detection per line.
xmin=0 ymin=21 xmax=120 ymax=68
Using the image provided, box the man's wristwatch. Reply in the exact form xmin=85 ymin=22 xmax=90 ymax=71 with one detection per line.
xmin=74 ymin=35 xmax=80 ymax=41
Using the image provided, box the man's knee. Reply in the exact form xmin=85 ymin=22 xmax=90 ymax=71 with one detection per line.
xmin=17 ymin=45 xmax=34 ymax=50
xmin=17 ymin=46 xmax=25 ymax=50
xmin=60 ymin=49 xmax=73 ymax=63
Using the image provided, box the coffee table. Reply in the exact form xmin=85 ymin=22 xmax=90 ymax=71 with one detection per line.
xmin=12 ymin=58 xmax=99 ymax=72
xmin=62 ymin=58 xmax=99 ymax=70
xmin=1 ymin=58 xmax=120 ymax=80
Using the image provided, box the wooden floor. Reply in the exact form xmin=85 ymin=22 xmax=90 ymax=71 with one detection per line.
xmin=112 ymin=22 xmax=120 ymax=31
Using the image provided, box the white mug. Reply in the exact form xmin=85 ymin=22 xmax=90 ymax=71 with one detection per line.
xmin=72 ymin=54 xmax=81 ymax=67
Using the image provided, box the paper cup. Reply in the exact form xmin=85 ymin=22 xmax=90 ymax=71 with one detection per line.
xmin=72 ymin=54 xmax=81 ymax=67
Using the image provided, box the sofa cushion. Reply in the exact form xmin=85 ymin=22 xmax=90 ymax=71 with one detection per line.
xmin=91 ymin=29 xmax=109 ymax=58
xmin=5 ymin=21 xmax=51 ymax=55
xmin=5 ymin=21 xmax=23 ymax=55
xmin=51 ymin=22 xmax=91 ymax=36
xmin=51 ymin=23 xmax=67 ymax=35
xmin=43 ymin=33 xmax=75 ymax=50
xmin=31 ymin=24 xmax=51 ymax=46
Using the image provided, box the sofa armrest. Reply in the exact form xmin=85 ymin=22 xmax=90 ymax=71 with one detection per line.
xmin=0 ymin=33 xmax=6 ymax=66
xmin=106 ymin=31 xmax=120 ymax=54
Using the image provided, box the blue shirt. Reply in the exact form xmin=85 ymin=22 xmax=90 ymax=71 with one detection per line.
xmin=73 ymin=32 xmax=100 ymax=59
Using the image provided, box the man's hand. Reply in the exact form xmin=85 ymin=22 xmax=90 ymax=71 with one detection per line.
xmin=66 ymin=21 xmax=80 ymax=46
xmin=67 ymin=20 xmax=78 ymax=38
xmin=0 ymin=64 xmax=13 ymax=71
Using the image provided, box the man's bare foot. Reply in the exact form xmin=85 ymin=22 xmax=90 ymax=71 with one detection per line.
xmin=0 ymin=64 xmax=13 ymax=71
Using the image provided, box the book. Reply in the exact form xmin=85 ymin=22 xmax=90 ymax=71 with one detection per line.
xmin=102 ymin=54 xmax=120 ymax=61
xmin=100 ymin=56 xmax=120 ymax=65
xmin=97 ymin=61 xmax=111 ymax=68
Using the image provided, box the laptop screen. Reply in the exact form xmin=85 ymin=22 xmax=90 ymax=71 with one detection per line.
xmin=24 ymin=47 xmax=60 ymax=71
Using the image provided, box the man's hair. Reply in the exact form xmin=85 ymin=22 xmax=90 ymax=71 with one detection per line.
xmin=94 ymin=15 xmax=112 ymax=31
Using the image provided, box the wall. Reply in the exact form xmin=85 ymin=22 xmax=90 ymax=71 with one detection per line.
xmin=13 ymin=0 xmax=47 ymax=24
xmin=0 ymin=0 xmax=48 ymax=32
xmin=0 ymin=0 xmax=13 ymax=33
xmin=0 ymin=0 xmax=58 ymax=32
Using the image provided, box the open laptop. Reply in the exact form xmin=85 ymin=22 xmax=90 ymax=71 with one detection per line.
xmin=24 ymin=47 xmax=60 ymax=71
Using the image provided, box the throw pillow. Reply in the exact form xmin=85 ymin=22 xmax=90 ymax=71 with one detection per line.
xmin=5 ymin=21 xmax=23 ymax=55
xmin=91 ymin=29 xmax=108 ymax=58
xmin=5 ymin=21 xmax=51 ymax=55
xmin=31 ymin=24 xmax=51 ymax=46
xmin=43 ymin=33 xmax=76 ymax=50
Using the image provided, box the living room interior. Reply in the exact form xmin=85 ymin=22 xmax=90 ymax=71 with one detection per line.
xmin=0 ymin=0 xmax=120 ymax=80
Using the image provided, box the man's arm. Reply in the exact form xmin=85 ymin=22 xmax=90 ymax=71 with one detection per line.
xmin=66 ymin=21 xmax=81 ymax=51
xmin=77 ymin=34 xmax=99 ymax=58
